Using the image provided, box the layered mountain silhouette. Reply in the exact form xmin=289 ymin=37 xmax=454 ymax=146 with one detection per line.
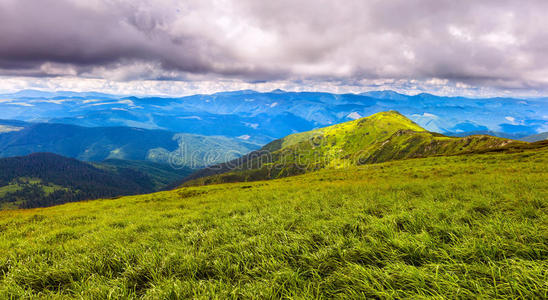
xmin=1 ymin=90 xmax=546 ymax=142
xmin=0 ymin=121 xmax=259 ymax=167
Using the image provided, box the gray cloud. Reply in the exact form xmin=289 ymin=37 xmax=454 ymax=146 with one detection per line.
xmin=1 ymin=0 xmax=548 ymax=93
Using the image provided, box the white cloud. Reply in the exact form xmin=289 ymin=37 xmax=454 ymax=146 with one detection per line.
xmin=423 ymin=112 xmax=438 ymax=118
xmin=2 ymin=75 xmax=548 ymax=98
xmin=347 ymin=112 xmax=362 ymax=120
xmin=88 ymin=100 xmax=135 ymax=106
xmin=8 ymin=102 xmax=34 ymax=107
xmin=177 ymin=116 xmax=202 ymax=120
xmin=30 ymin=99 xmax=67 ymax=104
xmin=448 ymin=25 xmax=473 ymax=42
xmin=0 ymin=1 xmax=548 ymax=97
xmin=244 ymin=122 xmax=259 ymax=129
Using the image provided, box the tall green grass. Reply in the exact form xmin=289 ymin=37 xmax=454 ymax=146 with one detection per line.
xmin=0 ymin=149 xmax=547 ymax=298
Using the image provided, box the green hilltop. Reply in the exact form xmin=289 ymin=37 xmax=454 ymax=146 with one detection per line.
xmin=182 ymin=111 xmax=526 ymax=185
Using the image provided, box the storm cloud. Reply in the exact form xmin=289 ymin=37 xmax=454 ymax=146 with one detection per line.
xmin=1 ymin=0 xmax=548 ymax=95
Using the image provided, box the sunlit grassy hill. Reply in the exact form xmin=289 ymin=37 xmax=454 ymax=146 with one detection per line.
xmin=0 ymin=147 xmax=546 ymax=298
xmin=182 ymin=111 xmax=526 ymax=185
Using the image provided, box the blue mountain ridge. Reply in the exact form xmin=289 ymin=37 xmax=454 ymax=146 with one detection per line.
xmin=1 ymin=90 xmax=546 ymax=143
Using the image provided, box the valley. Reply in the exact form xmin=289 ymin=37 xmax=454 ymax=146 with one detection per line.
xmin=0 ymin=120 xmax=259 ymax=167
xmin=0 ymin=153 xmax=193 ymax=209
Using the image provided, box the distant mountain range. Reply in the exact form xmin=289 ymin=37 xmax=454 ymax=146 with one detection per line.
xmin=0 ymin=153 xmax=192 ymax=209
xmin=520 ymin=132 xmax=548 ymax=142
xmin=445 ymin=130 xmax=548 ymax=142
xmin=1 ymin=89 xmax=546 ymax=143
xmin=0 ymin=120 xmax=260 ymax=168
xmin=180 ymin=111 xmax=543 ymax=186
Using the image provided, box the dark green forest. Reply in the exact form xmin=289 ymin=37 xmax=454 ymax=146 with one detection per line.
xmin=0 ymin=153 xmax=186 ymax=209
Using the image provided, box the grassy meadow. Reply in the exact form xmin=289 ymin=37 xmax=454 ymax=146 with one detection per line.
xmin=0 ymin=148 xmax=547 ymax=298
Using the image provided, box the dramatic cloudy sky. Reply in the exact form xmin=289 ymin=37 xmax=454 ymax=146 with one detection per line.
xmin=1 ymin=0 xmax=548 ymax=96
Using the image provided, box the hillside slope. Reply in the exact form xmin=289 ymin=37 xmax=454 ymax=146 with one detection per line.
xmin=0 ymin=122 xmax=259 ymax=167
xmin=95 ymin=159 xmax=193 ymax=190
xmin=182 ymin=111 xmax=526 ymax=185
xmin=0 ymin=153 xmax=170 ymax=209
xmin=521 ymin=132 xmax=548 ymax=142
xmin=0 ymin=148 xmax=546 ymax=298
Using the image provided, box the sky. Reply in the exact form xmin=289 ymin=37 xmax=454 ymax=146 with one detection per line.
xmin=1 ymin=0 xmax=548 ymax=97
